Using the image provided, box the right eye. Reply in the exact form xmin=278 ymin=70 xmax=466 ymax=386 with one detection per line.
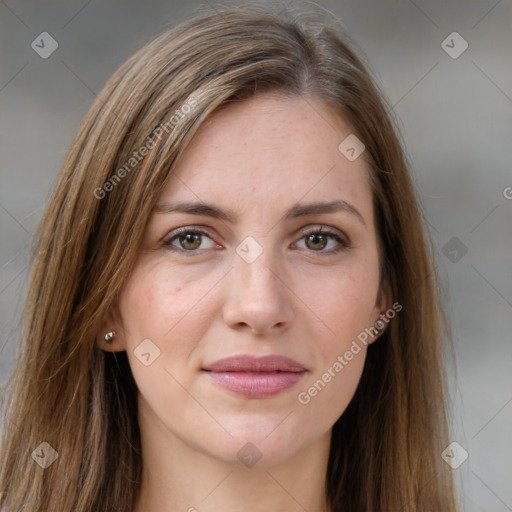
xmin=161 ymin=227 xmax=218 ymax=254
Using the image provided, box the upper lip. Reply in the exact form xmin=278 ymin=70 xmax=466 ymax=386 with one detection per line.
xmin=203 ymin=355 xmax=306 ymax=373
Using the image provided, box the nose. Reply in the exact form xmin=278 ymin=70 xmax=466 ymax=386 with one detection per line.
xmin=222 ymin=248 xmax=295 ymax=336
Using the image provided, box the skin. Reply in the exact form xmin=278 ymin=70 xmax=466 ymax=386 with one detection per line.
xmin=99 ymin=92 xmax=390 ymax=512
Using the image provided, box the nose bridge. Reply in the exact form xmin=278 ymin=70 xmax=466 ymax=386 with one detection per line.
xmin=235 ymin=240 xmax=281 ymax=298
xmin=222 ymin=237 xmax=294 ymax=333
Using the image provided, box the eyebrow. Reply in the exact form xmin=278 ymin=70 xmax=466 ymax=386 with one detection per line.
xmin=154 ymin=199 xmax=366 ymax=227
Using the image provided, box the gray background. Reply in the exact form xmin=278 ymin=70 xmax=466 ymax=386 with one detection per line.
xmin=1 ymin=1 xmax=511 ymax=510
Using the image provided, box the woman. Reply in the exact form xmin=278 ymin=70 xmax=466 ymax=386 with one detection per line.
xmin=0 ymin=4 xmax=458 ymax=511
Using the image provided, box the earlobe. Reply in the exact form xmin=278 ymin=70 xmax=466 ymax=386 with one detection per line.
xmin=367 ymin=280 xmax=393 ymax=344
xmin=376 ymin=276 xmax=393 ymax=314
xmin=97 ymin=328 xmax=126 ymax=353
xmin=96 ymin=307 xmax=127 ymax=352
xmin=365 ymin=316 xmax=387 ymax=345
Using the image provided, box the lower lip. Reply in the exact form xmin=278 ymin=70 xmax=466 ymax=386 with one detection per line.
xmin=204 ymin=371 xmax=305 ymax=398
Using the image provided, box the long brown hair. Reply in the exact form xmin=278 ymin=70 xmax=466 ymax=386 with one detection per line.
xmin=0 ymin=4 xmax=458 ymax=511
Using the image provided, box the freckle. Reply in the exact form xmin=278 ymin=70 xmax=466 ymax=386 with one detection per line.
xmin=175 ymin=287 xmax=182 ymax=292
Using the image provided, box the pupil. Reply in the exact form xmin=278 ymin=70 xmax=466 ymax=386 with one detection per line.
xmin=182 ymin=233 xmax=201 ymax=250
xmin=307 ymin=234 xmax=326 ymax=250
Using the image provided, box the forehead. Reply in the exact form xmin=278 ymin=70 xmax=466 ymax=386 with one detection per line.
xmin=161 ymin=93 xmax=372 ymax=221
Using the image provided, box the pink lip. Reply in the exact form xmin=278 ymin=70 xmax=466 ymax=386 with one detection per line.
xmin=202 ymin=355 xmax=306 ymax=398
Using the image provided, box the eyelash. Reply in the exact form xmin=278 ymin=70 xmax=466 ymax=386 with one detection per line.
xmin=161 ymin=227 xmax=219 ymax=257
xmin=298 ymin=227 xmax=350 ymax=254
xmin=161 ymin=226 xmax=350 ymax=257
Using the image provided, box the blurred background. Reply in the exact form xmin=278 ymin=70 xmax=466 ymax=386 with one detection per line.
xmin=1 ymin=1 xmax=511 ymax=510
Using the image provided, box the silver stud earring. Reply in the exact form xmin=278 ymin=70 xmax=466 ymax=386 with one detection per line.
xmin=375 ymin=320 xmax=385 ymax=332
xmin=104 ymin=331 xmax=116 ymax=343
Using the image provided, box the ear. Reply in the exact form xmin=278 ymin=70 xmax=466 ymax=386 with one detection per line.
xmin=96 ymin=305 xmax=127 ymax=353
xmin=368 ymin=278 xmax=393 ymax=344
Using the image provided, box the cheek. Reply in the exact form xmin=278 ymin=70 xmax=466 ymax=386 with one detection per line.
xmin=118 ymin=263 xmax=219 ymax=411
xmin=292 ymin=255 xmax=379 ymax=417
xmin=118 ymin=260 xmax=220 ymax=343
xmin=295 ymin=329 xmax=367 ymax=436
xmin=302 ymin=260 xmax=380 ymax=346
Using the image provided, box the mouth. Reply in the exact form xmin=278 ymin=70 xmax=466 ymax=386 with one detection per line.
xmin=202 ymin=355 xmax=307 ymax=398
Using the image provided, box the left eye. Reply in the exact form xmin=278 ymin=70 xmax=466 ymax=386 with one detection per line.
xmin=294 ymin=229 xmax=347 ymax=252
xmin=163 ymin=229 xmax=216 ymax=251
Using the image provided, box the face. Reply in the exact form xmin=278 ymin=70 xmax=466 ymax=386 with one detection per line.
xmin=105 ymin=93 xmax=390 ymax=467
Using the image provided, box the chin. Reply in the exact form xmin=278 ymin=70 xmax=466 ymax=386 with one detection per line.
xmin=195 ymin=416 xmax=315 ymax=468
